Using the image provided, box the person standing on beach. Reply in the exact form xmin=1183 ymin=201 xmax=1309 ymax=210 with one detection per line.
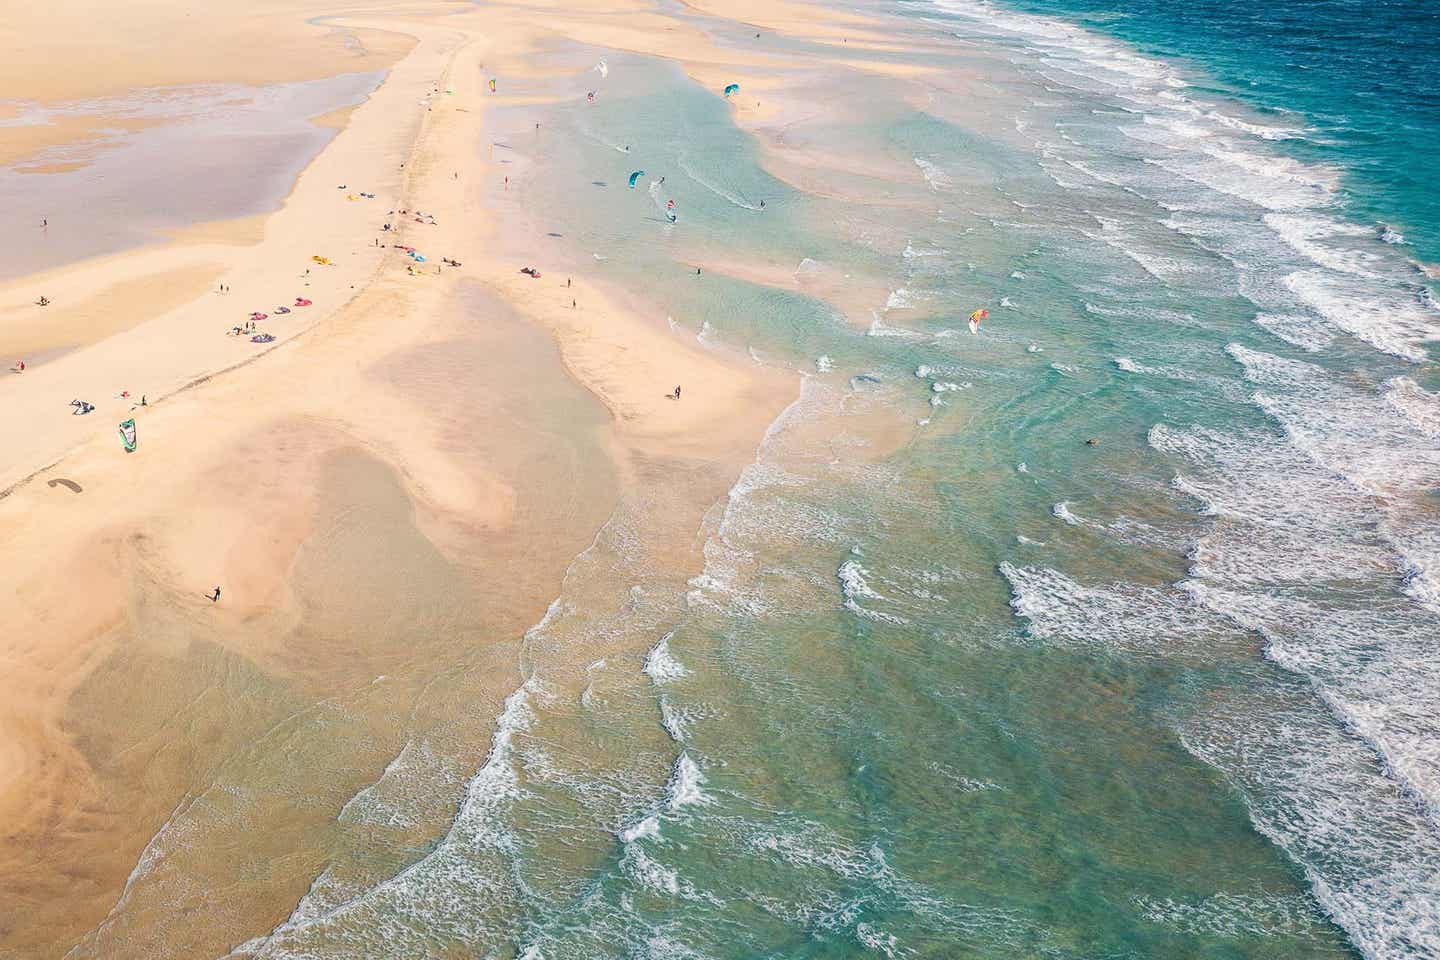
xmin=674 ymin=385 xmax=682 ymax=400
xmin=210 ymin=587 xmax=221 ymax=602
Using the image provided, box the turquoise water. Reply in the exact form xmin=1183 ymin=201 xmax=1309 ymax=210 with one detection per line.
xmin=232 ymin=3 xmax=1438 ymax=958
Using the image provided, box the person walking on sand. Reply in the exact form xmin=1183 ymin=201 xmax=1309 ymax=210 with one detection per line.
xmin=673 ymin=385 xmax=682 ymax=400
xmin=210 ymin=586 xmax=221 ymax=602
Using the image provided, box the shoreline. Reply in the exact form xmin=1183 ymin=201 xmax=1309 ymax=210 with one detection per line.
xmin=0 ymin=0 xmax=1423 ymax=954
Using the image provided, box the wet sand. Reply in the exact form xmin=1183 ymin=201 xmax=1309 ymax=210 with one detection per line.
xmin=0 ymin=71 xmax=388 ymax=283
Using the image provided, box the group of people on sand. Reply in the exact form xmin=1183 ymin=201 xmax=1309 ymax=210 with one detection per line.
xmin=226 ymin=294 xmax=313 ymax=339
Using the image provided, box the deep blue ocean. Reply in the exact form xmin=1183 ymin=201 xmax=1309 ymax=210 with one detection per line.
xmin=1003 ymin=0 xmax=1440 ymax=264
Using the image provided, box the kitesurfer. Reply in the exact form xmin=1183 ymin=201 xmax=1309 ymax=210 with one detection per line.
xmin=759 ymin=200 xmax=765 ymax=209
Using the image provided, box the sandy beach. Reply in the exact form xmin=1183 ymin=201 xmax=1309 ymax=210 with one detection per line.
xmin=0 ymin=0 xmax=883 ymax=953
xmin=7 ymin=0 xmax=1437 ymax=953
